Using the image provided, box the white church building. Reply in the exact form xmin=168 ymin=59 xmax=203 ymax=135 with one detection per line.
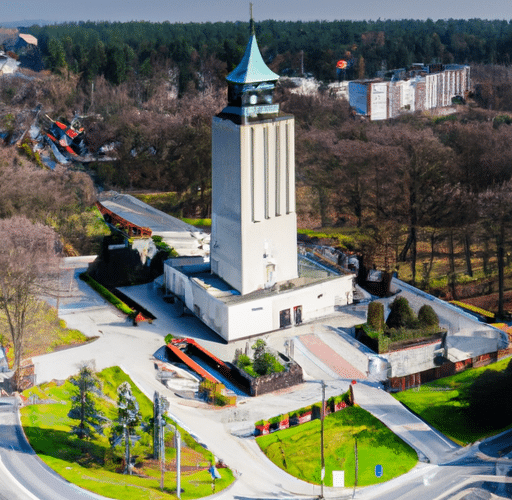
xmin=164 ymin=26 xmax=355 ymax=342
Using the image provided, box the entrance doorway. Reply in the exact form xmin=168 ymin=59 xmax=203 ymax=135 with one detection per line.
xmin=294 ymin=305 xmax=302 ymax=325
xmin=279 ymin=309 xmax=291 ymax=328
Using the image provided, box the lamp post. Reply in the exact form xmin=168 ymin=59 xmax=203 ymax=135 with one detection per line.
xmin=309 ymin=380 xmax=326 ymax=499
xmin=320 ymin=380 xmax=325 ymax=499
xmin=173 ymin=425 xmax=181 ymax=499
xmin=165 ymin=419 xmax=182 ymax=499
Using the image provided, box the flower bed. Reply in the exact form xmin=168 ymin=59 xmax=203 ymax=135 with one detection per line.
xmin=254 ymin=391 xmax=351 ymax=434
xmin=255 ymin=420 xmax=270 ymax=435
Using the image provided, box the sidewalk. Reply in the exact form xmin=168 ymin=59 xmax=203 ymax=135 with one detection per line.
xmin=352 ymin=382 xmax=461 ymax=464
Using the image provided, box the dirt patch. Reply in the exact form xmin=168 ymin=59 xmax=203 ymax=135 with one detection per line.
xmin=459 ymin=291 xmax=512 ymax=315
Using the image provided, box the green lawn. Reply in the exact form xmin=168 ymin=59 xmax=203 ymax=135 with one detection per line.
xmin=393 ymin=357 xmax=512 ymax=445
xmin=21 ymin=367 xmax=234 ymax=500
xmin=257 ymin=406 xmax=417 ymax=487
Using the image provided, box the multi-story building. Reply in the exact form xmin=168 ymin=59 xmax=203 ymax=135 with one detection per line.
xmin=349 ymin=64 xmax=471 ymax=120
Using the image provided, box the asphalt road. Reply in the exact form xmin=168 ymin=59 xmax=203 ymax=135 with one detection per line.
xmin=0 ymin=398 xmax=109 ymax=500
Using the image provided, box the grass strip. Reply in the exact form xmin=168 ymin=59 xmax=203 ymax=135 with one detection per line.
xmin=393 ymin=357 xmax=512 ymax=445
xmin=79 ymin=273 xmax=134 ymax=316
xmin=20 ymin=367 xmax=234 ymax=500
xmin=257 ymin=406 xmax=417 ymax=487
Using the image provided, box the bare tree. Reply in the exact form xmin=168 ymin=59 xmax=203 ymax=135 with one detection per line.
xmin=478 ymin=181 xmax=512 ymax=319
xmin=0 ymin=216 xmax=58 ymax=390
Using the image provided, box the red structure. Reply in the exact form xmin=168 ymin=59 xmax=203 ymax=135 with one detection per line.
xmin=166 ymin=342 xmax=219 ymax=384
xmin=95 ymin=201 xmax=152 ymax=237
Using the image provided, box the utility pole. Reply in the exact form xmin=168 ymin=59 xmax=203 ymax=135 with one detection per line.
xmin=153 ymin=391 xmax=160 ymax=459
xmin=158 ymin=395 xmax=169 ymax=491
xmin=320 ymin=380 xmax=325 ymax=499
xmin=175 ymin=427 xmax=181 ymax=499
xmin=352 ymin=436 xmax=358 ymax=499
xmin=160 ymin=413 xmax=165 ymax=490
xmin=124 ymin=423 xmax=131 ymax=474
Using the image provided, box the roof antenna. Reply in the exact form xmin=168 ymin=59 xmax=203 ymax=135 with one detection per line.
xmin=249 ymin=2 xmax=255 ymax=35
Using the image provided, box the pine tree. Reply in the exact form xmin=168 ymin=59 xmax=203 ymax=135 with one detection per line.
xmin=117 ymin=382 xmax=141 ymax=474
xmin=68 ymin=365 xmax=103 ymax=440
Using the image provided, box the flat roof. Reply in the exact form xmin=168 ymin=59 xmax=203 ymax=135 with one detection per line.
xmin=97 ymin=191 xmax=209 ymax=256
xmin=98 ymin=191 xmax=198 ymax=233
xmin=168 ymin=254 xmax=354 ymax=305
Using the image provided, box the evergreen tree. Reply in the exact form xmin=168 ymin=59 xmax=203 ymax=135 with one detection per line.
xmin=68 ymin=365 xmax=103 ymax=440
xmin=117 ymin=382 xmax=141 ymax=474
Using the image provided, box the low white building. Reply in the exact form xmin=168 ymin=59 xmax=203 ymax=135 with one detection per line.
xmin=164 ymin=256 xmax=354 ymax=342
xmin=0 ymin=52 xmax=18 ymax=75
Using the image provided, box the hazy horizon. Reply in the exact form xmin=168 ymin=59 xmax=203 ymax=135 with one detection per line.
xmin=2 ymin=0 xmax=512 ymax=26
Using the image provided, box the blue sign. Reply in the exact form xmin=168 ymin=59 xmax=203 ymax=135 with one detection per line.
xmin=209 ymin=466 xmax=221 ymax=480
xmin=375 ymin=464 xmax=383 ymax=478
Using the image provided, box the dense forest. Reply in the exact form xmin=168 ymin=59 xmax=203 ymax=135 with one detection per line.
xmin=22 ymin=18 xmax=512 ymax=90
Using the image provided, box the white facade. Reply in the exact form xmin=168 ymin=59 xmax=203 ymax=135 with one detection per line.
xmin=164 ymin=261 xmax=354 ymax=342
xmin=349 ymin=65 xmax=471 ymax=120
xmin=163 ymin=29 xmax=355 ymax=342
xmin=370 ymin=82 xmax=388 ymax=120
xmin=211 ymin=115 xmax=298 ymax=295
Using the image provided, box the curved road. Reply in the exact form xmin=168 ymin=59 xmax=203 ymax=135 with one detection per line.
xmin=0 ymin=398 xmax=108 ymax=500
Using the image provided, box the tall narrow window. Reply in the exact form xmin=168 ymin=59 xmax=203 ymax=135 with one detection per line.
xmin=264 ymin=127 xmax=269 ymax=219
xmin=251 ymin=127 xmax=255 ymax=221
xmin=275 ymin=125 xmax=281 ymax=216
xmin=285 ymin=124 xmax=290 ymax=214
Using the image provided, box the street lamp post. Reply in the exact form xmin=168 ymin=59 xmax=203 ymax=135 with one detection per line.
xmin=318 ymin=380 xmax=326 ymax=499
xmin=309 ymin=379 xmax=327 ymax=499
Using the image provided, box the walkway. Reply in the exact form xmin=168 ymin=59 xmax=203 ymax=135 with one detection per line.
xmin=299 ymin=333 xmax=367 ymax=379
xmin=352 ymin=383 xmax=462 ymax=465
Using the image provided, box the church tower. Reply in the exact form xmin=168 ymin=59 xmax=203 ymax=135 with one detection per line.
xmin=211 ymin=20 xmax=298 ymax=295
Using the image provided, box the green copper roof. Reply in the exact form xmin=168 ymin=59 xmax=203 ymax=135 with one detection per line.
xmin=226 ymin=34 xmax=279 ymax=84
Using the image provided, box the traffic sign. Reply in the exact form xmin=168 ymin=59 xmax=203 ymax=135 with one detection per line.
xmin=375 ymin=464 xmax=383 ymax=478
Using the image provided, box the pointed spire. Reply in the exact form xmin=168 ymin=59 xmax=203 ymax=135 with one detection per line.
xmin=226 ymin=31 xmax=279 ymax=84
xmin=249 ymin=3 xmax=255 ymax=35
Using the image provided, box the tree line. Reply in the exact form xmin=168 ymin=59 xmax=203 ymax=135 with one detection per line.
xmin=288 ymin=92 xmax=512 ymax=313
xmin=20 ymin=18 xmax=512 ymax=91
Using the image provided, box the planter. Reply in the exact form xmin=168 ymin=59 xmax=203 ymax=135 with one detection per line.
xmin=298 ymin=411 xmax=312 ymax=424
xmin=289 ymin=413 xmax=299 ymax=426
xmin=278 ymin=417 xmax=289 ymax=430
xmin=255 ymin=422 xmax=270 ymax=435
xmin=324 ymin=402 xmax=331 ymax=416
xmin=334 ymin=401 xmax=347 ymax=412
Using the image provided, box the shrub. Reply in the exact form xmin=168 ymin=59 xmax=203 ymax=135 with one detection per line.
xmin=164 ymin=333 xmax=174 ymax=344
xmin=386 ymin=296 xmax=417 ymax=329
xmin=298 ymin=406 xmax=312 ymax=416
xmin=418 ymin=305 xmax=439 ymax=328
xmin=367 ymin=301 xmax=385 ymax=331
xmin=79 ymin=273 xmax=133 ymax=316
xmin=236 ymin=354 xmax=251 ymax=369
xmin=312 ymin=403 xmax=323 ymax=419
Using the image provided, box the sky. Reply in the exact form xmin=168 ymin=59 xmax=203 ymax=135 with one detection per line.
xmin=3 ymin=0 xmax=512 ymax=26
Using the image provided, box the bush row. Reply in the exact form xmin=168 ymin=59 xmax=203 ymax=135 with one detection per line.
xmin=255 ymin=391 xmax=351 ymax=435
xmin=79 ymin=272 xmax=135 ymax=317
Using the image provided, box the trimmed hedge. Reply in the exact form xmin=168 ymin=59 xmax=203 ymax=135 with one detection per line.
xmin=367 ymin=301 xmax=385 ymax=332
xmin=79 ymin=273 xmax=134 ymax=316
